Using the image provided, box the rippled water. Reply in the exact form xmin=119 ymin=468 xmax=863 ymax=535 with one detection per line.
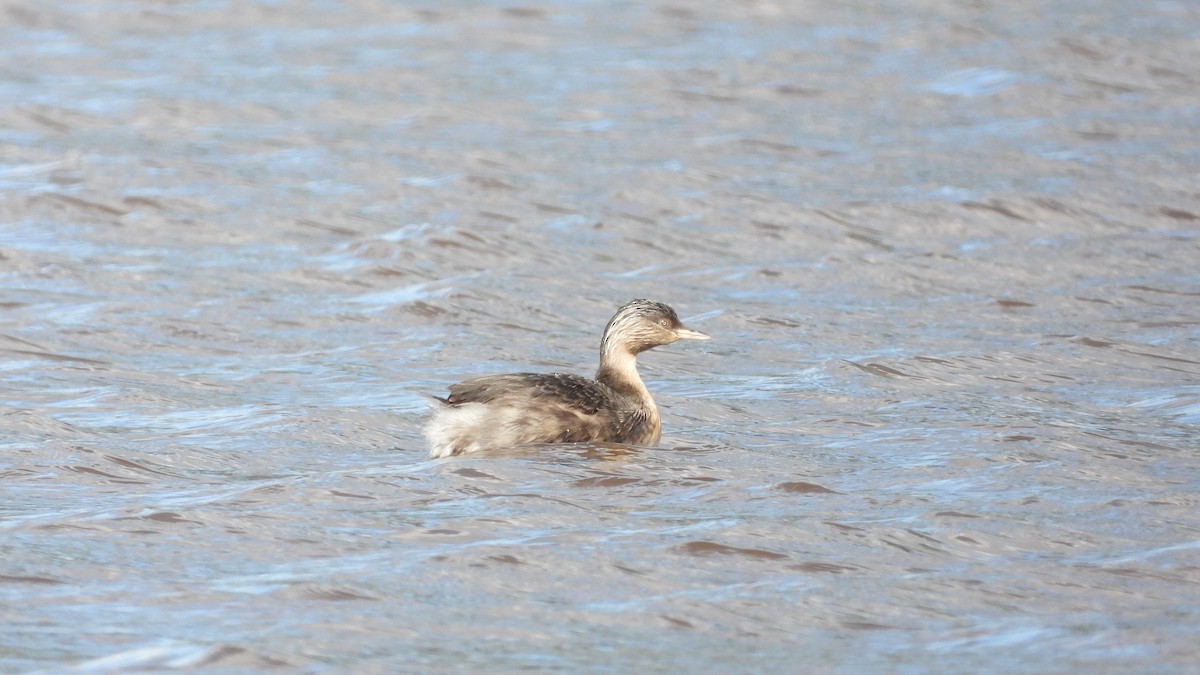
xmin=3 ymin=1 xmax=1199 ymax=671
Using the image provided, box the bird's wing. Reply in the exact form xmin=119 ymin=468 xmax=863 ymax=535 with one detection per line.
xmin=442 ymin=372 xmax=612 ymax=415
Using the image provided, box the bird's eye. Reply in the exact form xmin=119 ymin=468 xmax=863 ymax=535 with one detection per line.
xmin=659 ymin=318 xmax=669 ymax=328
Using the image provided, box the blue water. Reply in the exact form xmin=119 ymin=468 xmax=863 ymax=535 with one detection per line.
xmin=2 ymin=1 xmax=1198 ymax=672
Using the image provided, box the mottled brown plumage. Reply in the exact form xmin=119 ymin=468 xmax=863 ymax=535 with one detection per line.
xmin=425 ymin=300 xmax=708 ymax=458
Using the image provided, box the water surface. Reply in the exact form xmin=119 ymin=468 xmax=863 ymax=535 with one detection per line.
xmin=2 ymin=0 xmax=1198 ymax=671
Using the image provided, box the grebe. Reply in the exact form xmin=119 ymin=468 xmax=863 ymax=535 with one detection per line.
xmin=425 ymin=299 xmax=709 ymax=458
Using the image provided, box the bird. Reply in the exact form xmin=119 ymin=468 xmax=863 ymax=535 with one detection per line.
xmin=425 ymin=299 xmax=709 ymax=458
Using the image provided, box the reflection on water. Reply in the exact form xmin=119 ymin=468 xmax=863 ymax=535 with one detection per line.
xmin=2 ymin=0 xmax=1199 ymax=671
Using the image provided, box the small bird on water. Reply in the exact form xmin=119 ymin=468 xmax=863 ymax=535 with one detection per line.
xmin=425 ymin=299 xmax=709 ymax=458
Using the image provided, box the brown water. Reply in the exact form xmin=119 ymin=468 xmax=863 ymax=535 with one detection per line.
xmin=3 ymin=1 xmax=1199 ymax=671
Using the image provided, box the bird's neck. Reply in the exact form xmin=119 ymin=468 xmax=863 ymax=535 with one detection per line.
xmin=596 ymin=346 xmax=655 ymax=409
